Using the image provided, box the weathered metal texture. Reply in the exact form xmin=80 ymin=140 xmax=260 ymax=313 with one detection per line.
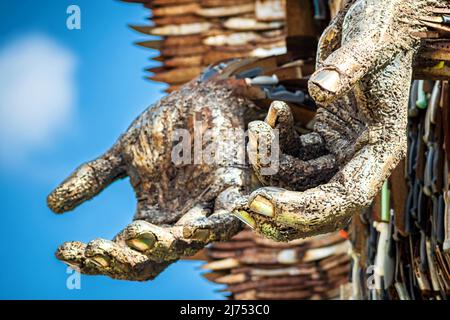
xmin=47 ymin=0 xmax=450 ymax=300
xmin=343 ymin=81 xmax=450 ymax=300
xmin=236 ymin=0 xmax=450 ymax=241
xmin=47 ymin=0 xmax=353 ymax=293
xmin=48 ymin=79 xmax=254 ymax=281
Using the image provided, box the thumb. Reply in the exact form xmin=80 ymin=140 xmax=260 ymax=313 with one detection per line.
xmin=308 ymin=34 xmax=391 ymax=104
xmin=308 ymin=0 xmax=414 ymax=104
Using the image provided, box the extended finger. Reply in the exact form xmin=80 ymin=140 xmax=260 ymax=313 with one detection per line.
xmin=247 ymin=186 xmax=352 ymax=236
xmin=265 ymin=101 xmax=328 ymax=160
xmin=47 ymin=145 xmax=126 ymax=214
xmin=264 ymin=101 xmax=300 ymax=156
xmin=316 ymin=0 xmax=356 ymax=67
xmin=308 ymin=0 xmax=418 ymax=104
xmin=55 ymin=241 xmax=100 ymax=275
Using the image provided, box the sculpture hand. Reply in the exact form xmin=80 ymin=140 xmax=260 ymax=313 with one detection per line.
xmin=235 ymin=0 xmax=445 ymax=241
xmin=48 ymin=80 xmax=248 ymax=280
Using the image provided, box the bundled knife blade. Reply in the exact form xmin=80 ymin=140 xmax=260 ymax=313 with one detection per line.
xmin=341 ymin=4 xmax=450 ymax=300
xmin=124 ymin=0 xmax=289 ymax=91
xmin=343 ymin=80 xmax=450 ymax=300
xmin=202 ymin=229 xmax=350 ymax=300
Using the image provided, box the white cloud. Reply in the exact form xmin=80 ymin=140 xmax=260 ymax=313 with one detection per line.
xmin=0 ymin=34 xmax=77 ymax=167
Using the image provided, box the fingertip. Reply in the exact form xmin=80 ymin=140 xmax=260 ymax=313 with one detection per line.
xmin=265 ymin=101 xmax=292 ymax=128
xmin=55 ymin=241 xmax=86 ymax=270
xmin=46 ymin=190 xmax=65 ymax=214
xmin=247 ymin=120 xmax=272 ymax=133
xmin=46 ymin=169 xmax=93 ymax=214
xmin=247 ymin=121 xmax=274 ymax=144
xmin=247 ymin=121 xmax=273 ymax=153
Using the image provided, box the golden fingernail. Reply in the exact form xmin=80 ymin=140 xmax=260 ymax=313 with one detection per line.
xmin=126 ymin=233 xmax=156 ymax=252
xmin=310 ymin=70 xmax=341 ymax=93
xmin=265 ymin=106 xmax=278 ymax=128
xmin=232 ymin=210 xmax=256 ymax=229
xmin=91 ymin=255 xmax=110 ymax=268
xmin=249 ymin=195 xmax=274 ymax=217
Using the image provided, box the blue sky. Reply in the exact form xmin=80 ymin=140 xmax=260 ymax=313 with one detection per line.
xmin=0 ymin=0 xmax=224 ymax=299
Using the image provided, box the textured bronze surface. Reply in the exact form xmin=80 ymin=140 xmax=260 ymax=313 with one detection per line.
xmin=48 ymin=0 xmax=449 ymax=291
xmin=48 ymin=79 xmax=254 ymax=280
xmin=238 ymin=0 xmax=450 ymax=241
